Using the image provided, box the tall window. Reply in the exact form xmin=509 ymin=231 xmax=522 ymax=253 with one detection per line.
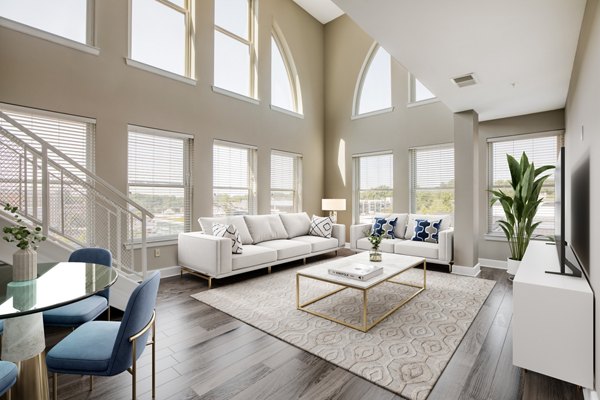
xmin=131 ymin=0 xmax=193 ymax=76
xmin=354 ymin=44 xmax=392 ymax=116
xmin=271 ymin=28 xmax=302 ymax=114
xmin=488 ymin=133 xmax=562 ymax=236
xmin=214 ymin=0 xmax=256 ymax=98
xmin=271 ymin=151 xmax=302 ymax=213
xmin=410 ymin=145 xmax=454 ymax=214
xmin=409 ymin=74 xmax=436 ymax=103
xmin=213 ymin=141 xmax=257 ymax=216
xmin=128 ymin=126 xmax=193 ymax=240
xmin=354 ymin=153 xmax=393 ymax=223
xmin=0 ymin=0 xmax=91 ymax=44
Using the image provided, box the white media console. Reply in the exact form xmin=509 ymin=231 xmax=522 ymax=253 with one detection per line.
xmin=513 ymin=241 xmax=593 ymax=388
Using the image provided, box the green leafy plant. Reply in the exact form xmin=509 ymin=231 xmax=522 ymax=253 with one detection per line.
xmin=366 ymin=231 xmax=383 ymax=250
xmin=489 ymin=153 xmax=554 ymax=261
xmin=2 ymin=204 xmax=46 ymax=250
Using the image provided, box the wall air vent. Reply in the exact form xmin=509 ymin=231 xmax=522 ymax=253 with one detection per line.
xmin=451 ymin=73 xmax=477 ymax=88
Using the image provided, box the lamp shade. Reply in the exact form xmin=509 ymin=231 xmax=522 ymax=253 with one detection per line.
xmin=322 ymin=198 xmax=346 ymax=211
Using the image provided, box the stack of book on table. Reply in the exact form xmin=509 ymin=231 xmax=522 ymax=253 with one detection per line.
xmin=328 ymin=263 xmax=384 ymax=281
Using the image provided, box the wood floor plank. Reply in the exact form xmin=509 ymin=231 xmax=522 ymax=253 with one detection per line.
xmin=488 ymin=319 xmax=524 ymax=400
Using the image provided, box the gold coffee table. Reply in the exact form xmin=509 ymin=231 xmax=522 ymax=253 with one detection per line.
xmin=296 ymin=252 xmax=426 ymax=332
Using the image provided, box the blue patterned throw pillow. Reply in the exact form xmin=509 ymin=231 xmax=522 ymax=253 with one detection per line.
xmin=411 ymin=219 xmax=442 ymax=243
xmin=371 ymin=217 xmax=398 ymax=239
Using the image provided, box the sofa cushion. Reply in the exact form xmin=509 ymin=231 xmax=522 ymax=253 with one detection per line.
xmin=308 ymin=215 xmax=333 ymax=238
xmin=394 ymin=241 xmax=439 ymax=259
xmin=258 ymin=240 xmax=312 ymax=260
xmin=244 ymin=215 xmax=288 ymax=244
xmin=387 ymin=213 xmax=409 ymax=239
xmin=279 ymin=212 xmax=311 ymax=238
xmin=410 ymin=219 xmax=442 ymax=244
xmin=292 ymin=235 xmax=339 ymax=253
xmin=357 ymin=237 xmax=404 ymax=253
xmin=231 ymin=245 xmax=277 ymax=270
xmin=404 ymin=214 xmax=452 ymax=240
xmin=371 ymin=216 xmax=398 ymax=238
xmin=212 ymin=223 xmax=243 ymax=254
xmin=198 ymin=216 xmax=253 ymax=245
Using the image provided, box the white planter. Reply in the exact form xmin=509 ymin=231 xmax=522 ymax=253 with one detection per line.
xmin=13 ymin=248 xmax=37 ymax=281
xmin=507 ymin=258 xmax=521 ymax=275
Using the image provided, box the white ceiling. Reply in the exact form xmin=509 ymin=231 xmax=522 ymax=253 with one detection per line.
xmin=293 ymin=0 xmax=344 ymax=24
xmin=331 ymin=0 xmax=586 ymax=121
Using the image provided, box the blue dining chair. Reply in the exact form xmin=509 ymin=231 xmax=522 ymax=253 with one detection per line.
xmin=47 ymin=271 xmax=160 ymax=400
xmin=0 ymin=360 xmax=17 ymax=399
xmin=43 ymin=248 xmax=113 ymax=327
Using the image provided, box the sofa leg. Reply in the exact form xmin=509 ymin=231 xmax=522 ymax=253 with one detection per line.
xmin=268 ymin=266 xmax=272 ymax=274
xmin=303 ymin=258 xmax=306 ymax=265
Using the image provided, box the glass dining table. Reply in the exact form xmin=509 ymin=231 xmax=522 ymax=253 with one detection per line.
xmin=0 ymin=261 xmax=118 ymax=400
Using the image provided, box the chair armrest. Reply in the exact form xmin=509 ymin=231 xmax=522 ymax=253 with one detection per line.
xmin=332 ymin=224 xmax=346 ymax=247
xmin=350 ymin=223 xmax=371 ymax=250
xmin=177 ymin=232 xmax=232 ymax=277
xmin=438 ymin=228 xmax=454 ymax=263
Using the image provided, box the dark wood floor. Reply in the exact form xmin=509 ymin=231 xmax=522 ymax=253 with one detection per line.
xmin=48 ymin=251 xmax=583 ymax=400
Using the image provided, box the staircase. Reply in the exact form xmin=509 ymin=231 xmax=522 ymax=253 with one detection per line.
xmin=0 ymin=111 xmax=154 ymax=309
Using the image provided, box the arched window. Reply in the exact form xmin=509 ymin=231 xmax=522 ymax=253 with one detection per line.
xmin=271 ymin=26 xmax=302 ymax=114
xmin=353 ymin=44 xmax=392 ymax=116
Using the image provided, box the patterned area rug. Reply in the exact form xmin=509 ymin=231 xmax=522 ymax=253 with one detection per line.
xmin=192 ymin=260 xmax=495 ymax=400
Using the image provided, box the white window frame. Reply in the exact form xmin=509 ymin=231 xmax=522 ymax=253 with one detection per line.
xmin=127 ymin=0 xmax=195 ymax=81
xmin=408 ymin=74 xmax=438 ymax=106
xmin=352 ymin=151 xmax=394 ymax=224
xmin=127 ymin=125 xmax=193 ymax=242
xmin=270 ymin=150 xmax=302 ymax=214
xmin=270 ymin=23 xmax=303 ymax=116
xmin=213 ymin=139 xmax=257 ymax=216
xmin=409 ymin=144 xmax=455 ymax=214
xmin=352 ymin=43 xmax=394 ymax=119
xmin=0 ymin=1 xmax=98 ymax=55
xmin=486 ymin=130 xmax=564 ymax=239
xmin=212 ymin=0 xmax=257 ymax=100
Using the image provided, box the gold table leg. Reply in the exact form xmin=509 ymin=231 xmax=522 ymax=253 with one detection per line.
xmin=12 ymin=353 xmax=49 ymax=400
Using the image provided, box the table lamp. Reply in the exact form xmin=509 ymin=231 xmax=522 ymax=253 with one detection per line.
xmin=322 ymin=199 xmax=346 ymax=223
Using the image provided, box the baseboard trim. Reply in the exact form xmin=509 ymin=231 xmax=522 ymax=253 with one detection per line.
xmin=157 ymin=265 xmax=182 ymax=279
xmin=479 ymin=258 xmax=507 ymax=270
xmin=452 ymin=263 xmax=481 ymax=277
xmin=583 ymin=388 xmax=598 ymax=400
xmin=344 ymin=242 xmax=351 ymax=249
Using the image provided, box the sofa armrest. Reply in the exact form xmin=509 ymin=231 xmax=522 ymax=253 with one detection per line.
xmin=350 ymin=223 xmax=371 ymax=250
xmin=178 ymin=232 xmax=232 ymax=277
xmin=438 ymin=228 xmax=454 ymax=263
xmin=332 ymin=224 xmax=346 ymax=247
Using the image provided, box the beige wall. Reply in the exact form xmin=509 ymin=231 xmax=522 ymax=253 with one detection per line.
xmin=323 ymin=15 xmax=455 ymax=234
xmin=477 ymin=109 xmax=566 ymax=262
xmin=0 ymin=0 xmax=325 ymax=269
xmin=565 ymin=0 xmax=600 ymax=389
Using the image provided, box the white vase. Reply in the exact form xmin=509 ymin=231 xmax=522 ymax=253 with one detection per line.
xmin=13 ymin=248 xmax=37 ymax=281
xmin=507 ymin=258 xmax=521 ymax=276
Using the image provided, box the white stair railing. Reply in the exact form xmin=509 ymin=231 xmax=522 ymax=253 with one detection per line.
xmin=0 ymin=111 xmax=153 ymax=279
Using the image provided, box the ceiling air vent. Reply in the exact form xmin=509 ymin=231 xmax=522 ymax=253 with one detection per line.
xmin=451 ymin=73 xmax=477 ymax=88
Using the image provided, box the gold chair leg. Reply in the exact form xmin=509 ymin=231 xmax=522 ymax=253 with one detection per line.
xmin=53 ymin=373 xmax=57 ymax=400
xmin=152 ymin=320 xmax=156 ymax=398
xmin=89 ymin=375 xmax=93 ymax=391
xmin=7 ymin=388 xmax=10 ymax=400
xmin=108 ymin=306 xmax=111 ymax=321
xmin=131 ymin=340 xmax=137 ymax=400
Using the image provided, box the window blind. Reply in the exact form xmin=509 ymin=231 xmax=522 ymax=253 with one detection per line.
xmin=128 ymin=128 xmax=192 ymax=239
xmin=0 ymin=106 xmax=94 ymax=176
xmin=355 ymin=153 xmax=393 ymax=223
xmin=488 ymin=134 xmax=560 ymax=236
xmin=410 ymin=145 xmax=454 ymax=214
xmin=213 ymin=142 xmax=256 ymax=216
xmin=271 ymin=151 xmax=301 ymax=213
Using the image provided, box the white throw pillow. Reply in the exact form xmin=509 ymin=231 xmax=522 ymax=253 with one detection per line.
xmin=212 ymin=223 xmax=243 ymax=254
xmin=279 ymin=212 xmax=311 ymax=238
xmin=243 ymin=215 xmax=289 ymax=244
xmin=308 ymin=215 xmax=333 ymax=238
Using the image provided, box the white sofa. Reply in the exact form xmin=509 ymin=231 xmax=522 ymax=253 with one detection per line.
xmin=350 ymin=213 xmax=454 ymax=268
xmin=178 ymin=212 xmax=345 ymax=288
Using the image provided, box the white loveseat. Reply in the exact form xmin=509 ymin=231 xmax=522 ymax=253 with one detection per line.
xmin=178 ymin=212 xmax=345 ymax=288
xmin=350 ymin=213 xmax=454 ymax=268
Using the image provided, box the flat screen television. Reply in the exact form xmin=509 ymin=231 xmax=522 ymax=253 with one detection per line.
xmin=546 ymin=147 xmax=582 ymax=277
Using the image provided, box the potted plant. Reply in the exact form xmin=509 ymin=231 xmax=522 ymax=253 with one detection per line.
xmin=2 ymin=203 xmax=46 ymax=281
xmin=367 ymin=232 xmax=383 ymax=262
xmin=489 ymin=153 xmax=554 ymax=277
